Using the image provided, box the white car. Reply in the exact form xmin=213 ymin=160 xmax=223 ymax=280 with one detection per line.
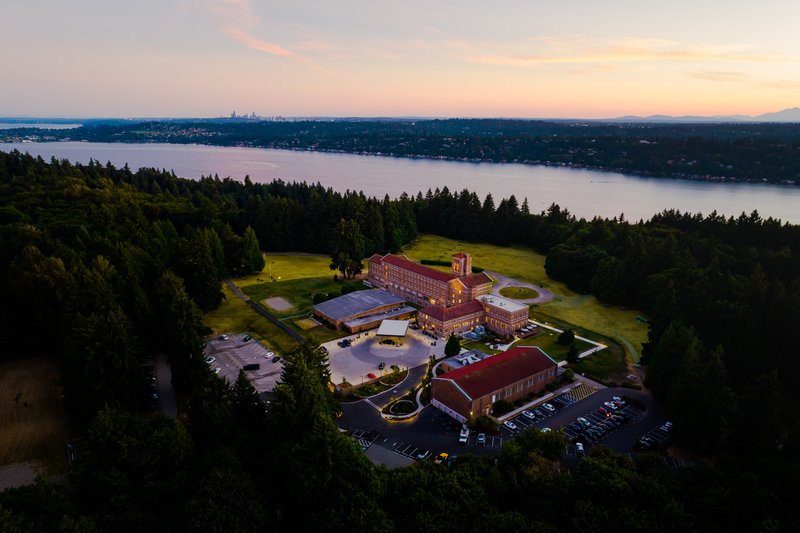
xmin=205 ymin=356 xmax=215 ymax=365
xmin=575 ymin=442 xmax=585 ymax=456
xmin=522 ymin=410 xmax=536 ymax=420
xmin=543 ymin=403 xmax=556 ymax=412
xmin=604 ymin=401 xmax=618 ymax=410
xmin=458 ymin=428 xmax=469 ymax=444
xmin=214 ymin=367 xmax=221 ymax=374
xmin=504 ymin=421 xmax=518 ymax=431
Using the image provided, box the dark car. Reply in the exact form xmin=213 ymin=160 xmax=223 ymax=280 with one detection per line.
xmin=378 ymin=362 xmax=385 ymax=370
xmin=272 ymin=356 xmax=281 ymax=363
xmin=243 ymin=334 xmax=252 ymax=342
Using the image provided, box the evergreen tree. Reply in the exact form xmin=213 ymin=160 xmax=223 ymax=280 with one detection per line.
xmin=242 ymin=226 xmax=265 ymax=273
xmin=445 ymin=334 xmax=461 ymax=357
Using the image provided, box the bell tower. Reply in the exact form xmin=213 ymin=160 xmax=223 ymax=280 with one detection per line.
xmin=451 ymin=252 xmax=472 ymax=277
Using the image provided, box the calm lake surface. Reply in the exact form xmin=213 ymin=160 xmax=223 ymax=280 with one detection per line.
xmin=3 ymin=141 xmax=799 ymax=223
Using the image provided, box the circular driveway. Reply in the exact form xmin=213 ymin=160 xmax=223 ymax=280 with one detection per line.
xmin=326 ymin=329 xmax=445 ymax=385
xmin=486 ymin=270 xmax=555 ymax=304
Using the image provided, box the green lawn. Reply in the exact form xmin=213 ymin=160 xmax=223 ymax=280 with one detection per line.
xmin=235 ymin=254 xmax=333 ymax=288
xmin=241 ymin=277 xmax=363 ymax=318
xmin=462 ymin=341 xmax=501 ymax=355
xmin=499 ymin=286 xmax=540 ymax=299
xmin=206 ymin=254 xmax=363 ymax=351
xmin=403 ymin=235 xmax=648 ymax=362
xmin=203 ymin=285 xmax=301 ymax=354
xmin=513 ymin=331 xmax=594 ymax=362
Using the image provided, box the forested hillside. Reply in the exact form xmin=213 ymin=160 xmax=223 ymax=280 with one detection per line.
xmin=1 ymin=150 xmax=800 ymax=531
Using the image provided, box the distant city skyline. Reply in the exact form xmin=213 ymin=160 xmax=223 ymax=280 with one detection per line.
xmin=3 ymin=1 xmax=799 ymax=118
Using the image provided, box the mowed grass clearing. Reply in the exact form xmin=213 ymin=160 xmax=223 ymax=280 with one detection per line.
xmin=205 ymin=254 xmax=360 ymax=352
xmin=0 ymin=357 xmax=69 ymax=474
xmin=403 ymin=235 xmax=648 ymax=362
xmin=234 ymin=254 xmax=332 ymax=288
xmin=499 ymin=286 xmax=540 ymax=299
xmin=203 ymin=285 xmax=301 ymax=354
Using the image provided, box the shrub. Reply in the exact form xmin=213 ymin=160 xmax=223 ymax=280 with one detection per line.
xmin=492 ymin=399 xmax=514 ymax=417
xmin=558 ymin=329 xmax=576 ymax=346
xmin=312 ymin=293 xmax=328 ymax=304
xmin=563 ymin=368 xmax=575 ymax=382
xmin=545 ymin=382 xmax=558 ymax=392
xmin=471 ymin=415 xmax=499 ymax=434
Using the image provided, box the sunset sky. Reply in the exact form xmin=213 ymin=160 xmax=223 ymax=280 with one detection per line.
xmin=3 ymin=0 xmax=799 ymax=118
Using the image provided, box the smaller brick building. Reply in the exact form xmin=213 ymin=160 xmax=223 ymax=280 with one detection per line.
xmin=418 ymin=293 xmax=530 ymax=338
xmin=417 ymin=300 xmax=485 ymax=337
xmin=431 ymin=346 xmax=558 ymax=423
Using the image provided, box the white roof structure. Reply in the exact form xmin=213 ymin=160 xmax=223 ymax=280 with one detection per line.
xmin=477 ymin=294 xmax=528 ymax=313
xmin=376 ymin=319 xmax=410 ymax=337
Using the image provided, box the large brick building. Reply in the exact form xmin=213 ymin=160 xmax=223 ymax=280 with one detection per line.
xmin=431 ymin=347 xmax=558 ymax=423
xmin=367 ymin=252 xmax=492 ymax=307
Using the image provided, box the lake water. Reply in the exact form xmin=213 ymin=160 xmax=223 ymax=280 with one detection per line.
xmin=2 ymin=141 xmax=799 ymax=223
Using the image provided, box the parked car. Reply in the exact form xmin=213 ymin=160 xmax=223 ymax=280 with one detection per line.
xmin=272 ymin=356 xmax=281 ymax=363
xmin=214 ymin=367 xmax=221 ymax=374
xmin=577 ymin=417 xmax=591 ymax=427
xmin=459 ymin=428 xmax=469 ymax=444
xmin=476 ymin=433 xmax=486 ymax=445
xmin=205 ymin=356 xmax=216 ymax=365
xmin=522 ymin=410 xmax=536 ymax=420
xmin=219 ymin=335 xmax=228 ymax=341
xmin=378 ymin=362 xmax=385 ymax=370
xmin=604 ymin=401 xmax=618 ymax=410
xmin=575 ymin=442 xmax=585 ymax=456
xmin=504 ymin=421 xmax=518 ymax=431
xmin=243 ymin=334 xmax=252 ymax=342
xmin=543 ymin=403 xmax=556 ymax=412
xmin=540 ymin=427 xmax=552 ymax=433
xmin=367 ymin=373 xmax=377 ymax=380
xmin=597 ymin=407 xmax=608 ymax=416
xmin=433 ymin=452 xmax=448 ymax=464
xmin=242 ymin=363 xmax=260 ymax=371
xmin=533 ymin=408 xmax=545 ymax=417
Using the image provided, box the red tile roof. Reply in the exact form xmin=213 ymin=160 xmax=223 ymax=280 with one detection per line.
xmin=368 ymin=254 xmax=383 ymax=263
xmin=457 ymin=272 xmax=493 ymax=288
xmin=381 ymin=254 xmax=456 ymax=283
xmin=419 ymin=300 xmax=485 ymax=322
xmin=436 ymin=347 xmax=557 ymax=400
xmin=452 ymin=252 xmax=467 ymax=259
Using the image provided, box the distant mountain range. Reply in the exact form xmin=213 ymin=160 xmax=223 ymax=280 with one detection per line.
xmin=610 ymin=107 xmax=800 ymax=123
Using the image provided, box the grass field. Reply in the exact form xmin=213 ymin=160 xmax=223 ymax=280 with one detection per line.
xmin=513 ymin=331 xmax=594 ymax=361
xmin=403 ymin=235 xmax=648 ymax=362
xmin=234 ymin=254 xmax=333 ymax=288
xmin=242 ymin=277 xmax=363 ymax=318
xmin=203 ymin=285 xmax=301 ymax=354
xmin=0 ymin=357 xmax=69 ymax=474
xmin=204 ymin=253 xmax=361 ymax=352
xmin=499 ymin=286 xmax=540 ymax=299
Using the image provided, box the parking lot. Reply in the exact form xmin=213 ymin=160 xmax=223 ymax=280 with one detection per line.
xmin=497 ymin=386 xmax=650 ymax=457
xmin=204 ymin=333 xmax=283 ymax=392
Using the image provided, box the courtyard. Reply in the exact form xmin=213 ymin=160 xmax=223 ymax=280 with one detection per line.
xmin=324 ymin=327 xmax=447 ymax=386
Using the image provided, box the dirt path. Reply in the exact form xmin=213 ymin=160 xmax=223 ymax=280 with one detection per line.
xmin=485 ymin=270 xmax=555 ymax=304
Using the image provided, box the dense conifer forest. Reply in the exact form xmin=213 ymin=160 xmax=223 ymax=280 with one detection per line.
xmin=1 ymin=149 xmax=800 ymax=531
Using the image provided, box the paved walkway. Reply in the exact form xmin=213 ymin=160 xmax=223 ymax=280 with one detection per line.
xmin=486 ymin=270 xmax=555 ymax=304
xmin=368 ymin=364 xmax=428 ymax=410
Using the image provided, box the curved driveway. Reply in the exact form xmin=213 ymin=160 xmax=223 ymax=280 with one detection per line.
xmin=486 ymin=270 xmax=555 ymax=304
